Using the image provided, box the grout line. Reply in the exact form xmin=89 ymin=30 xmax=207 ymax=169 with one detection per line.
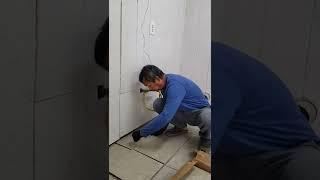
xmin=116 ymin=143 xmax=133 ymax=150
xmin=163 ymin=135 xmax=193 ymax=170
xmin=32 ymin=0 xmax=39 ymax=179
xmin=150 ymin=163 xmax=167 ymax=180
xmin=34 ymin=91 xmax=74 ymax=103
xmin=150 ymin=164 xmax=178 ymax=180
xmin=134 ymin=150 xmax=164 ymax=165
xmin=110 ymin=131 xmax=197 ymax=178
xmin=115 ymin=142 xmax=164 ymax=165
xmin=151 ymin=135 xmax=194 ymax=179
xmin=114 ymin=142 xmax=166 ymax=179
xmin=109 ymin=172 xmax=122 ymax=180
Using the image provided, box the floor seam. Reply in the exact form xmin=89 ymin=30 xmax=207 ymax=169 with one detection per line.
xmin=132 ymin=148 xmax=165 ymax=165
xmin=132 ymin=134 xmax=193 ymax=166
xmin=150 ymin=136 xmax=194 ymax=179
xmin=151 ymin=134 xmax=192 ymax=180
xmin=109 ymin=172 xmax=122 ymax=180
xmin=150 ymin=163 xmax=167 ymax=180
xmin=164 ymin=134 xmax=194 ymax=167
xmin=110 ymin=131 xmax=198 ymax=179
xmin=115 ymin=142 xmax=165 ymax=165
xmin=116 ymin=142 xmax=133 ymax=150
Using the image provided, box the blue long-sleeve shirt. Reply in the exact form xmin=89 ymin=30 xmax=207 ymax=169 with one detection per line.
xmin=213 ymin=42 xmax=320 ymax=156
xmin=140 ymin=74 xmax=210 ymax=137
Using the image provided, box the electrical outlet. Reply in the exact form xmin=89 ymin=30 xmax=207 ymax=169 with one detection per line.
xmin=150 ymin=21 xmax=156 ymax=35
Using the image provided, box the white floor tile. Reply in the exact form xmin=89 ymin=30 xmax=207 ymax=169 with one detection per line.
xmin=109 ymin=144 xmax=163 ymax=180
xmin=166 ymin=135 xmax=200 ymax=170
xmin=116 ymin=130 xmax=191 ymax=163
xmin=152 ymin=166 xmax=177 ymax=180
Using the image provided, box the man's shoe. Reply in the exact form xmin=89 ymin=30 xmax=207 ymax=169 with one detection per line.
xmin=164 ymin=126 xmax=188 ymax=137
xmin=198 ymin=138 xmax=211 ymax=153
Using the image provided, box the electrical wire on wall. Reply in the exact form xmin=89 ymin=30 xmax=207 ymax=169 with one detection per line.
xmin=138 ymin=0 xmax=162 ymax=112
xmin=140 ymin=0 xmax=152 ymax=65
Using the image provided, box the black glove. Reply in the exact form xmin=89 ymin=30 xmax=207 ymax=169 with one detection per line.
xmin=132 ymin=130 xmax=142 ymax=142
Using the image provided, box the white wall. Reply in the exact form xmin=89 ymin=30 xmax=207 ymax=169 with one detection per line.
xmin=109 ymin=0 xmax=121 ymax=144
xmin=120 ymin=0 xmax=186 ymax=93
xmin=148 ymin=0 xmax=186 ymax=75
xmin=110 ymin=0 xmax=189 ymax=142
xmin=119 ymin=0 xmax=187 ymax=137
xmin=180 ymin=0 xmax=211 ymax=95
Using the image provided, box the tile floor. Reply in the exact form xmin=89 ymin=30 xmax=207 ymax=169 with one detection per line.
xmin=109 ymin=125 xmax=211 ymax=180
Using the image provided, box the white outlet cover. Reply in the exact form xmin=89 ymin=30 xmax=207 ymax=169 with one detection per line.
xmin=150 ymin=21 xmax=156 ymax=35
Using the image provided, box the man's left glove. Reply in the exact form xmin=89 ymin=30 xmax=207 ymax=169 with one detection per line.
xmin=132 ymin=130 xmax=142 ymax=142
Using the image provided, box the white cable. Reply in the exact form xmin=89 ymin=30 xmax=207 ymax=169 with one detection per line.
xmin=140 ymin=0 xmax=152 ymax=64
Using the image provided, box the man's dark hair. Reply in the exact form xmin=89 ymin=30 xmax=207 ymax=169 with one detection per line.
xmin=139 ymin=65 xmax=165 ymax=83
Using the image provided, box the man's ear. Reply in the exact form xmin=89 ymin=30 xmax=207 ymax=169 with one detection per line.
xmin=155 ymin=77 xmax=162 ymax=82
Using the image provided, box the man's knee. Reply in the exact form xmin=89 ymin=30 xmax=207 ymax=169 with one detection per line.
xmin=153 ymin=98 xmax=164 ymax=114
xmin=199 ymin=108 xmax=211 ymax=127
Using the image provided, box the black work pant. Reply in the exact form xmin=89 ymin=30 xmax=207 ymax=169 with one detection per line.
xmin=213 ymin=141 xmax=320 ymax=180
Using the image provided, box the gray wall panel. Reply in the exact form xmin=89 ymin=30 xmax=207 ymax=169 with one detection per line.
xmin=36 ymin=0 xmax=88 ymax=100
xmin=35 ymin=93 xmax=89 ymax=180
xmin=0 ymin=102 xmax=34 ymax=180
xmin=304 ymin=2 xmax=320 ymax=133
xmin=212 ymin=0 xmax=224 ymax=41
xmin=35 ymin=0 xmax=108 ymax=179
xmin=216 ymin=0 xmax=265 ymax=58
xmin=84 ymin=0 xmax=108 ymax=178
xmin=0 ymin=0 xmax=35 ymax=179
xmin=0 ymin=0 xmax=108 ymax=179
xmin=260 ymin=0 xmax=314 ymax=98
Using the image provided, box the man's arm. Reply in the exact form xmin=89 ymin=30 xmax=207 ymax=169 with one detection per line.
xmin=213 ymin=68 xmax=242 ymax=154
xmin=139 ymin=83 xmax=186 ymax=137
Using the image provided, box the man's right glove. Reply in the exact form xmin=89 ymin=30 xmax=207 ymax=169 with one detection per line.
xmin=132 ymin=130 xmax=142 ymax=142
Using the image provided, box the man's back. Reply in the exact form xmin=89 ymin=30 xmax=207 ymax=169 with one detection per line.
xmin=213 ymin=42 xmax=319 ymax=156
xmin=164 ymin=74 xmax=209 ymax=111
